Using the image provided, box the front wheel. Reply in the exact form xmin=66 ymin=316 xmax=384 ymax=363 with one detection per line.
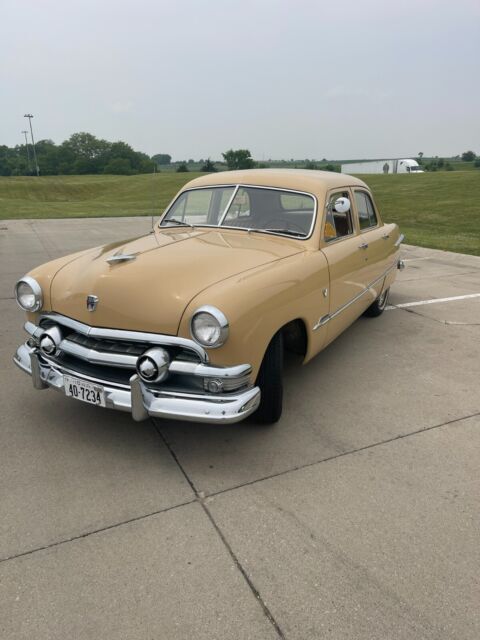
xmin=364 ymin=287 xmax=390 ymax=317
xmin=254 ymin=331 xmax=283 ymax=424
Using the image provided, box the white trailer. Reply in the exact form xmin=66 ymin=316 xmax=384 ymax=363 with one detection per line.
xmin=341 ymin=159 xmax=424 ymax=174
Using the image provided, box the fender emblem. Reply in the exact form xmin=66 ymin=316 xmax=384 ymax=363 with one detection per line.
xmin=86 ymin=295 xmax=99 ymax=312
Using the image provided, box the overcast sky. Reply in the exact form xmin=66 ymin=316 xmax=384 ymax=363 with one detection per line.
xmin=1 ymin=0 xmax=479 ymax=160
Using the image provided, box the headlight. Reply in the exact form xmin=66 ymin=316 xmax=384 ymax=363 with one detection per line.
xmin=190 ymin=306 xmax=229 ymax=348
xmin=14 ymin=276 xmax=43 ymax=312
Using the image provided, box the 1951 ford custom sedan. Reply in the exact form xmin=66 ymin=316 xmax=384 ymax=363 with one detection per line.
xmin=14 ymin=169 xmax=404 ymax=424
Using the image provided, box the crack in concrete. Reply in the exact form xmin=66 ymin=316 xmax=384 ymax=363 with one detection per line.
xmin=0 ymin=498 xmax=196 ymax=565
xmin=394 ymin=305 xmax=480 ymax=328
xmin=28 ymin=220 xmax=55 ymax=260
xmin=153 ymin=420 xmax=287 ymax=640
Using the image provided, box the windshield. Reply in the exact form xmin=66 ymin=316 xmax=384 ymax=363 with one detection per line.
xmin=160 ymin=186 xmax=316 ymax=239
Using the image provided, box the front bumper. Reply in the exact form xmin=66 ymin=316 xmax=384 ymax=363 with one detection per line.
xmin=14 ymin=343 xmax=261 ymax=424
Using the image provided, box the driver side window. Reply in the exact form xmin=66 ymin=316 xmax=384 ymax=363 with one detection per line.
xmin=324 ymin=191 xmax=354 ymax=242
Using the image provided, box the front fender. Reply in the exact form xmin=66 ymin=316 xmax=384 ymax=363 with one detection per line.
xmin=177 ymin=250 xmax=330 ymax=380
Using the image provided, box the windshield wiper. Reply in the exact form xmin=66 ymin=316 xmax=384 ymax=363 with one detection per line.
xmin=162 ymin=218 xmax=194 ymax=228
xmin=263 ymin=228 xmax=306 ymax=238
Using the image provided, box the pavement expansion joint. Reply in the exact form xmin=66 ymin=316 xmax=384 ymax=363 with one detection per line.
xmin=152 ymin=419 xmax=286 ymax=639
xmin=206 ymin=410 xmax=480 ymax=500
xmin=0 ymin=499 xmax=196 ymax=565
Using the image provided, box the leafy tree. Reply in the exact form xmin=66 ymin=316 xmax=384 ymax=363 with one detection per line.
xmin=222 ymin=149 xmax=255 ymax=170
xmin=474 ymin=159 xmax=480 ymax=168
xmin=176 ymin=163 xmax=189 ymax=172
xmin=103 ymin=158 xmax=132 ymax=175
xmin=152 ymin=153 xmax=171 ymax=165
xmin=461 ymin=150 xmax=476 ymax=161
xmin=201 ymin=158 xmax=217 ymax=172
xmin=304 ymin=160 xmax=318 ymax=170
xmin=63 ymin=132 xmax=109 ymax=160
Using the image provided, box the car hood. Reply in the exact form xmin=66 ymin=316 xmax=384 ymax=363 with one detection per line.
xmin=50 ymin=228 xmax=303 ymax=334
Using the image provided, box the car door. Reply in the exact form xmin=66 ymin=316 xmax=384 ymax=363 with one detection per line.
xmin=320 ymin=188 xmax=368 ymax=342
xmin=353 ymin=189 xmax=392 ymax=298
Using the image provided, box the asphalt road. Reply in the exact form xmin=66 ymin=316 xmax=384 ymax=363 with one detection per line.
xmin=1 ymin=218 xmax=479 ymax=639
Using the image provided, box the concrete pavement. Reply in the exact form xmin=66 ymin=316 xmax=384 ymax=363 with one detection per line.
xmin=0 ymin=218 xmax=479 ymax=639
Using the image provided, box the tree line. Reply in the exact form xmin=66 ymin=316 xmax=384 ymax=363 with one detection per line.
xmin=0 ymin=132 xmax=157 ymax=176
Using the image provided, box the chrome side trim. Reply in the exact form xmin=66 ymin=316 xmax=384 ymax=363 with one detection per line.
xmin=313 ymin=261 xmax=397 ymax=330
xmin=106 ymin=254 xmax=137 ymax=264
xmin=395 ymin=233 xmax=405 ymax=247
xmin=38 ymin=313 xmax=209 ymax=362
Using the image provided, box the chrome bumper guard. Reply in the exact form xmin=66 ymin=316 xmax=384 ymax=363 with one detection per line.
xmin=13 ymin=343 xmax=261 ymax=424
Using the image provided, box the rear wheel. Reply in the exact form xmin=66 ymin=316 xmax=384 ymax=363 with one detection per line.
xmin=364 ymin=287 xmax=390 ymax=317
xmin=255 ymin=331 xmax=283 ymax=424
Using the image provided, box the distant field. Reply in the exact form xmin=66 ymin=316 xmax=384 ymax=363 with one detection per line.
xmin=0 ymin=171 xmax=479 ymax=255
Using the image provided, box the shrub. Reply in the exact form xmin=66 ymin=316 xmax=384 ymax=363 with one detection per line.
xmin=201 ymin=159 xmax=217 ymax=172
xmin=176 ymin=163 xmax=189 ymax=172
xmin=103 ymin=158 xmax=132 ymax=175
xmin=461 ymin=151 xmax=476 ymax=162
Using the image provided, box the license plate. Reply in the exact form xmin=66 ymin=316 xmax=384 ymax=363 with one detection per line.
xmin=64 ymin=375 xmax=106 ymax=407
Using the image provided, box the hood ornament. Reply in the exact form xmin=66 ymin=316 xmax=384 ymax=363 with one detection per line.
xmin=107 ymin=253 xmax=137 ymax=265
xmin=86 ymin=295 xmax=99 ymax=312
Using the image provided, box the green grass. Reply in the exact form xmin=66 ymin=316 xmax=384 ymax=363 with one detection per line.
xmin=0 ymin=173 xmax=199 ymax=219
xmin=360 ymin=172 xmax=480 ymax=256
xmin=0 ymin=171 xmax=479 ymax=256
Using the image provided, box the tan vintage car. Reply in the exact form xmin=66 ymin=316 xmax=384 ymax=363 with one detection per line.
xmin=14 ymin=169 xmax=404 ymax=424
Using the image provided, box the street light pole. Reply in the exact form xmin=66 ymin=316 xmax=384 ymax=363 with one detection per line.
xmin=21 ymin=130 xmax=32 ymax=174
xmin=24 ymin=114 xmax=40 ymax=176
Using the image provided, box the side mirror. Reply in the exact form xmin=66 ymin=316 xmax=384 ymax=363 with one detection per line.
xmin=333 ymin=197 xmax=350 ymax=213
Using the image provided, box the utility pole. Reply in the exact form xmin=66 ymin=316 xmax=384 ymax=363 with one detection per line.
xmin=21 ymin=130 xmax=32 ymax=174
xmin=24 ymin=114 xmax=40 ymax=176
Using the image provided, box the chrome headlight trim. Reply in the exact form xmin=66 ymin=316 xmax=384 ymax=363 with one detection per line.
xmin=14 ymin=276 xmax=43 ymax=312
xmin=190 ymin=305 xmax=229 ymax=349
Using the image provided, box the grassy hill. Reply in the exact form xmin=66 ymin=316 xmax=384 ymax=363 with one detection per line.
xmin=0 ymin=171 xmax=478 ymax=255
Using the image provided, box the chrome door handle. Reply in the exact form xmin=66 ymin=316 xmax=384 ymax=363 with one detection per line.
xmin=358 ymin=242 xmax=369 ymax=250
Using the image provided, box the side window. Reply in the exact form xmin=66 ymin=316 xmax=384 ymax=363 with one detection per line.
xmin=324 ymin=191 xmax=354 ymax=242
xmin=355 ymin=191 xmax=378 ymax=230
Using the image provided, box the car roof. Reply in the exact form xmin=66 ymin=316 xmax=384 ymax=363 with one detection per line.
xmin=183 ymin=169 xmax=369 ymax=197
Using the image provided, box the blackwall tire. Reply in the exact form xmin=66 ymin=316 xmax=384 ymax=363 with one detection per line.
xmin=364 ymin=287 xmax=390 ymax=317
xmin=254 ymin=331 xmax=283 ymax=424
